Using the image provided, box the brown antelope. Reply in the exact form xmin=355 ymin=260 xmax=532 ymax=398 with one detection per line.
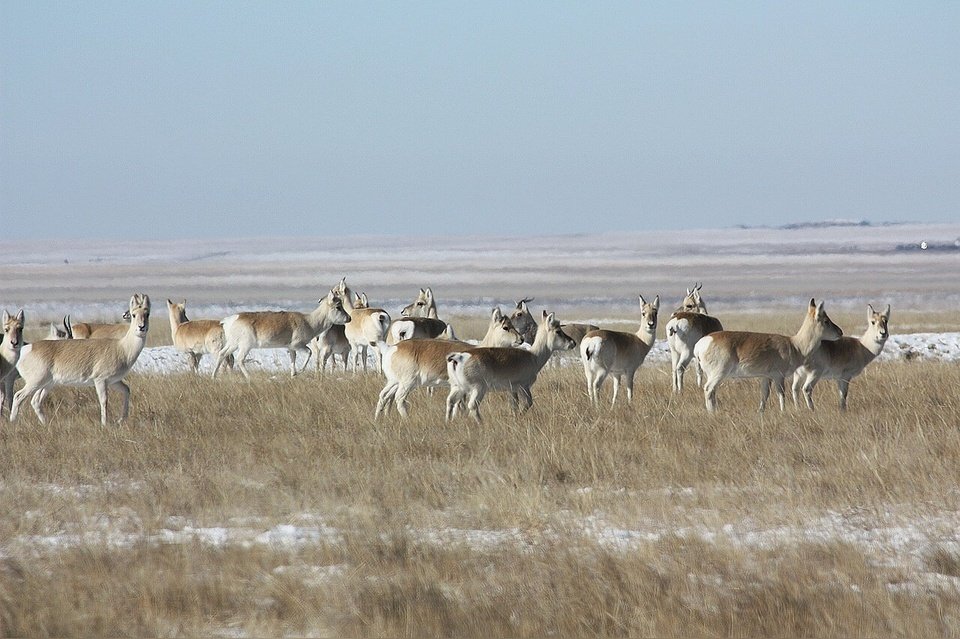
xmin=445 ymin=310 xmax=576 ymax=423
xmin=390 ymin=288 xmax=447 ymax=342
xmin=167 ymin=299 xmax=234 ymax=373
xmin=674 ymin=282 xmax=707 ymax=314
xmin=508 ymin=297 xmax=538 ymax=345
xmin=336 ymin=278 xmax=391 ymax=373
xmin=0 ymin=309 xmax=25 ymax=417
xmin=70 ymin=312 xmax=132 ymax=339
xmin=666 ymin=284 xmax=722 ymax=393
xmin=47 ymin=315 xmax=73 ymax=340
xmin=792 ymin=304 xmax=891 ymax=411
xmin=375 ymin=307 xmax=523 ymax=418
xmin=694 ymin=299 xmax=843 ymax=413
xmin=401 ymin=287 xmax=439 ymax=318
xmin=10 ymin=295 xmax=150 ymax=426
xmin=212 ymin=290 xmax=351 ymax=378
xmin=580 ymin=295 xmax=660 ymax=405
xmin=306 ymin=291 xmax=368 ymax=374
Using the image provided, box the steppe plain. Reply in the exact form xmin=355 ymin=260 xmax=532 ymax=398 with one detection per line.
xmin=1 ymin=222 xmax=959 ymax=636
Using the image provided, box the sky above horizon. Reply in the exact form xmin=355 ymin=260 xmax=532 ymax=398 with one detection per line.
xmin=2 ymin=2 xmax=958 ymax=241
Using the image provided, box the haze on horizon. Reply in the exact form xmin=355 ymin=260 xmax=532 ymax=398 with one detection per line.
xmin=2 ymin=2 xmax=958 ymax=242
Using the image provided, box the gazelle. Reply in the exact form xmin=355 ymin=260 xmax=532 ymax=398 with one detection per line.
xmin=336 ymin=278 xmax=391 ymax=373
xmin=167 ymin=299 xmax=234 ymax=373
xmin=10 ymin=295 xmax=150 ymax=426
xmin=445 ymin=310 xmax=576 ymax=423
xmin=47 ymin=315 xmax=73 ymax=340
xmin=509 ymin=297 xmax=538 ymax=345
xmin=666 ymin=284 xmax=722 ymax=393
xmin=375 ymin=307 xmax=523 ymax=419
xmin=694 ymin=298 xmax=843 ymax=413
xmin=580 ymin=295 xmax=660 ymax=405
xmin=306 ymin=291 xmax=370 ymax=375
xmin=71 ymin=312 xmax=132 ymax=339
xmin=674 ymin=282 xmax=708 ymax=314
xmin=792 ymin=304 xmax=891 ymax=411
xmin=401 ymin=288 xmax=439 ymax=318
xmin=391 ymin=288 xmax=447 ymax=342
xmin=212 ymin=290 xmax=351 ymax=378
xmin=0 ymin=309 xmax=25 ymax=417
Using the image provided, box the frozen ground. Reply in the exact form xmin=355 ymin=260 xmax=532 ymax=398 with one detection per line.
xmin=7 ymin=484 xmax=959 ymax=595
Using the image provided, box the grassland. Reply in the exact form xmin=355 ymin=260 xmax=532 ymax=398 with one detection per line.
xmin=1 ymin=306 xmax=959 ymax=636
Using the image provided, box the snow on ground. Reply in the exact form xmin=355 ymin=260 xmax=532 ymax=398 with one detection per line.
xmin=133 ymin=331 xmax=960 ymax=376
xmin=8 ymin=500 xmax=960 ymax=592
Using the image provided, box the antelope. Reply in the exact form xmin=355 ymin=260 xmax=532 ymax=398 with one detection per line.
xmin=580 ymin=295 xmax=660 ymax=405
xmin=0 ymin=309 xmax=25 ymax=417
xmin=694 ymin=299 xmax=843 ymax=413
xmin=792 ymin=304 xmax=891 ymax=411
xmin=401 ymin=287 xmax=439 ymax=318
xmin=306 ymin=291 xmax=370 ymax=375
xmin=666 ymin=284 xmax=723 ymax=393
xmin=212 ymin=290 xmax=351 ymax=378
xmin=375 ymin=307 xmax=523 ymax=419
xmin=509 ymin=297 xmax=538 ymax=345
xmin=47 ymin=315 xmax=73 ymax=340
xmin=390 ymin=288 xmax=447 ymax=342
xmin=10 ymin=295 xmax=150 ymax=426
xmin=336 ymin=278 xmax=391 ymax=373
xmin=71 ymin=312 xmax=132 ymax=339
xmin=674 ymin=282 xmax=707 ymax=314
xmin=445 ymin=310 xmax=576 ymax=423
xmin=167 ymin=299 xmax=234 ymax=373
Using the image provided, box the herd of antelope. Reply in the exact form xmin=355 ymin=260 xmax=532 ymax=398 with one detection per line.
xmin=0 ymin=279 xmax=892 ymax=425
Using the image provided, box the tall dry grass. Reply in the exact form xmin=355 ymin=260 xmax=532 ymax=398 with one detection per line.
xmin=1 ymin=347 xmax=959 ymax=636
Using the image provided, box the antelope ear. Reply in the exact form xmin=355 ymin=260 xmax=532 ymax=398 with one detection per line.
xmin=167 ymin=299 xmax=175 ymax=306
xmin=816 ymin=301 xmax=826 ymax=317
xmin=809 ymin=298 xmax=817 ymax=310
xmin=653 ymin=295 xmax=660 ymax=309
xmin=541 ymin=309 xmax=549 ymax=321
xmin=419 ymin=288 xmax=426 ymax=294
xmin=883 ymin=304 xmax=891 ymax=320
xmin=1 ymin=310 xmax=9 ymax=323
xmin=638 ymin=294 xmax=647 ymax=307
xmin=492 ymin=307 xmax=502 ymax=321
xmin=867 ymin=304 xmax=876 ymax=319
xmin=425 ymin=288 xmax=433 ymax=301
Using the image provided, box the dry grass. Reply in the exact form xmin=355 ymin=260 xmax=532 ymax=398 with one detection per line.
xmin=1 ymin=344 xmax=959 ymax=636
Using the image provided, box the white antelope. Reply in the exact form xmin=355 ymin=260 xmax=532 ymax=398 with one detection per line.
xmin=694 ymin=299 xmax=843 ymax=413
xmin=336 ymin=278 xmax=391 ymax=373
xmin=167 ymin=299 xmax=234 ymax=373
xmin=10 ymin=295 xmax=150 ymax=426
xmin=580 ymin=295 xmax=660 ymax=405
xmin=445 ymin=310 xmax=576 ymax=423
xmin=792 ymin=304 xmax=891 ymax=411
xmin=375 ymin=307 xmax=523 ymax=419
xmin=306 ymin=291 xmax=368 ymax=374
xmin=665 ymin=284 xmax=723 ymax=393
xmin=1 ymin=309 xmax=25 ymax=417
xmin=212 ymin=290 xmax=351 ymax=378
xmin=47 ymin=315 xmax=73 ymax=340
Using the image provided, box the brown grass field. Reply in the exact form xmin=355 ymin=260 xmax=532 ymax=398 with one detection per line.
xmin=2 ymin=306 xmax=959 ymax=636
xmin=3 ymin=225 xmax=960 ymax=636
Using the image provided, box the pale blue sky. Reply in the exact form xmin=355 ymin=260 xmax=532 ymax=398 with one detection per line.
xmin=2 ymin=2 xmax=958 ymax=240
